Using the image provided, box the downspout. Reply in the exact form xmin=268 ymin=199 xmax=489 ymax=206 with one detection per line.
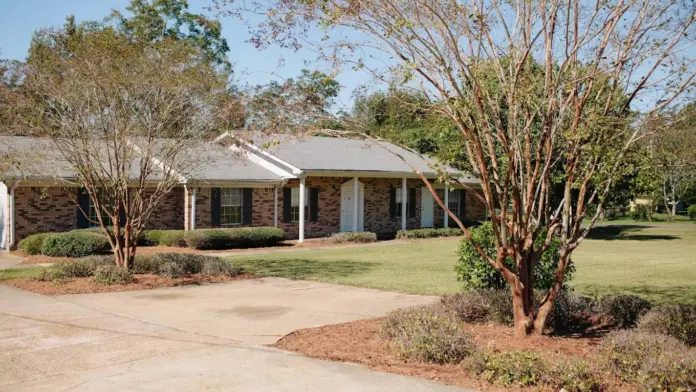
xmin=8 ymin=181 xmax=19 ymax=249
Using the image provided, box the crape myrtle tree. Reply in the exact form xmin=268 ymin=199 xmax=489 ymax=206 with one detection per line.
xmin=645 ymin=106 xmax=696 ymax=219
xmin=12 ymin=16 xmax=229 ymax=269
xmin=217 ymin=0 xmax=696 ymax=335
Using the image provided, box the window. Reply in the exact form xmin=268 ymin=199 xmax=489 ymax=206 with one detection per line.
xmin=395 ymin=188 xmax=404 ymax=218
xmin=88 ymin=190 xmax=112 ymax=227
xmin=394 ymin=188 xmax=416 ymax=218
xmin=291 ymin=187 xmax=309 ymax=222
xmin=220 ymin=188 xmax=243 ymax=225
xmin=448 ymin=189 xmax=461 ymax=216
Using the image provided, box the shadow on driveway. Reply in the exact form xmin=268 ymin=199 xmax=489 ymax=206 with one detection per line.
xmin=238 ymin=258 xmax=377 ymax=280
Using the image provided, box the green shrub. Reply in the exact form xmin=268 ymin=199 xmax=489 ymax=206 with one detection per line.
xmin=132 ymin=253 xmax=241 ymax=278
xmin=92 ymin=265 xmax=133 ymax=285
xmin=598 ymin=294 xmax=651 ymax=328
xmin=465 ymin=350 xmax=546 ymax=387
xmin=395 ymin=227 xmax=462 ymax=239
xmin=18 ymin=233 xmax=51 ymax=255
xmin=157 ymin=260 xmax=186 ymax=278
xmin=598 ymin=330 xmax=695 ymax=390
xmin=34 ymin=256 xmax=113 ymax=282
xmin=131 ymin=254 xmax=162 ymax=274
xmin=464 ymin=351 xmax=603 ymax=391
xmin=688 ymin=204 xmax=696 ymax=221
xmin=142 ymin=230 xmax=186 ymax=247
xmin=184 ymin=227 xmax=285 ymax=250
xmin=201 ymin=257 xmax=243 ymax=277
xmin=381 ymin=305 xmax=475 ymax=363
xmin=639 ymin=305 xmax=696 ymax=347
xmin=455 ymin=222 xmax=574 ymax=290
xmin=41 ymin=232 xmax=111 ymax=258
xmin=441 ymin=290 xmax=513 ymax=326
xmin=544 ymin=290 xmax=596 ymax=333
xmin=324 ymin=231 xmax=378 ymax=243
xmin=630 ymin=204 xmax=651 ymax=221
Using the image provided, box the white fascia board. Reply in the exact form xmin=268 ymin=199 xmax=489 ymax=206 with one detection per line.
xmin=227 ymin=143 xmax=300 ymax=179
xmin=230 ymin=138 xmax=303 ymax=176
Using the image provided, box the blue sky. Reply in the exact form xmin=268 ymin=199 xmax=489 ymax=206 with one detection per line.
xmin=0 ymin=0 xmax=365 ymax=112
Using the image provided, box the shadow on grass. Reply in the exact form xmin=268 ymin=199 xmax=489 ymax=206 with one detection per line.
xmin=237 ymin=258 xmax=377 ymax=280
xmin=577 ymin=284 xmax=696 ymax=305
xmin=586 ymin=225 xmax=680 ymax=241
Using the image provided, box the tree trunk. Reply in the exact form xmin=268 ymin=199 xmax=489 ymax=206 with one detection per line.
xmin=511 ymin=283 xmax=534 ymax=336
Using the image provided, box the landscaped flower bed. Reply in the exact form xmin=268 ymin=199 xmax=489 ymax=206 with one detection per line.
xmin=273 ymin=291 xmax=696 ymax=392
xmin=4 ymin=253 xmax=251 ymax=295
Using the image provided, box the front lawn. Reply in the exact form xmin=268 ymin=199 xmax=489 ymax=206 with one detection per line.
xmin=228 ymin=224 xmax=696 ymax=304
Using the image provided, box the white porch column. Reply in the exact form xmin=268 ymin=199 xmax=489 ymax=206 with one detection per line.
xmin=190 ymin=188 xmax=197 ymax=231
xmin=352 ymin=176 xmax=359 ymax=232
xmin=401 ymin=178 xmax=407 ymax=231
xmin=273 ymin=187 xmax=279 ymax=227
xmin=444 ymin=186 xmax=449 ymax=228
xmin=299 ymin=177 xmax=306 ymax=242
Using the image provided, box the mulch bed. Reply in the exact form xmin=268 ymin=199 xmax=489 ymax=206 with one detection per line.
xmin=272 ymin=318 xmax=607 ymax=392
xmin=4 ymin=273 xmax=257 ymax=295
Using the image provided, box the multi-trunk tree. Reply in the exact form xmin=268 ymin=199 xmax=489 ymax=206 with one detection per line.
xmin=7 ymin=4 xmax=230 ymax=269
xmin=218 ymin=0 xmax=696 ymax=335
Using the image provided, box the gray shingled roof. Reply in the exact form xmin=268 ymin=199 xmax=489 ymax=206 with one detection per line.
xmin=0 ymin=136 xmax=283 ymax=183
xmin=255 ymin=136 xmax=479 ymax=182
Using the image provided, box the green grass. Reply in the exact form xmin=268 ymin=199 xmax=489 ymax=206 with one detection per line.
xmin=0 ymin=267 xmax=43 ymax=281
xmin=228 ymin=223 xmax=696 ymax=304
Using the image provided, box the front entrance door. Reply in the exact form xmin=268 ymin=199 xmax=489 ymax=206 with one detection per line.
xmin=421 ymin=187 xmax=434 ymax=228
xmin=340 ymin=180 xmax=365 ymax=232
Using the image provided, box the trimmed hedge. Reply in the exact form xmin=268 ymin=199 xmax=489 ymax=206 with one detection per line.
xmin=18 ymin=233 xmax=52 ymax=255
xmin=184 ymin=227 xmax=285 ymax=250
xmin=324 ymin=231 xmax=378 ymax=243
xmin=396 ymin=227 xmax=462 ymax=239
xmin=41 ymin=232 xmax=111 ymax=258
xmin=142 ymin=230 xmax=186 ymax=247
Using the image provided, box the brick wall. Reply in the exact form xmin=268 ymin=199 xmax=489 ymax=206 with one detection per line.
xmin=12 ymin=186 xmax=185 ymax=245
xmin=465 ymin=190 xmax=487 ymax=221
xmin=11 ymin=180 xmax=486 ymax=244
xmin=14 ymin=187 xmax=78 ymax=242
xmin=143 ymin=187 xmax=185 ymax=230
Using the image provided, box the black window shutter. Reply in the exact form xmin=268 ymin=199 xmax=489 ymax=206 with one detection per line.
xmin=309 ymin=188 xmax=319 ymax=222
xmin=211 ymin=188 xmax=221 ymax=227
xmin=389 ymin=187 xmax=396 ymax=218
xmin=460 ymin=189 xmax=467 ymax=219
xmin=282 ymin=187 xmax=292 ymax=222
xmin=76 ymin=188 xmax=90 ymax=228
xmin=242 ymin=188 xmax=253 ymax=225
xmin=408 ymin=188 xmax=417 ymax=218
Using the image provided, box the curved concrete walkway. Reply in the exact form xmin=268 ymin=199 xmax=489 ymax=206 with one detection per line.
xmin=0 ymin=278 xmax=473 ymax=391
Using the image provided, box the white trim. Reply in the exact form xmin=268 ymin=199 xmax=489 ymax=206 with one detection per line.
xmin=191 ymin=188 xmax=197 ymax=230
xmin=299 ymin=177 xmax=306 ymax=242
xmin=8 ymin=181 xmax=19 ymax=249
xmin=274 ymin=187 xmax=279 ymax=228
xmin=0 ymin=182 xmax=7 ymax=250
xmin=352 ymin=176 xmax=359 ymax=232
xmin=401 ymin=178 xmax=407 ymax=231
xmin=228 ymin=144 xmax=297 ymax=179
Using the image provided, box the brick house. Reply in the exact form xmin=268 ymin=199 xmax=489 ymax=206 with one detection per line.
xmin=1 ymin=135 xmax=484 ymax=250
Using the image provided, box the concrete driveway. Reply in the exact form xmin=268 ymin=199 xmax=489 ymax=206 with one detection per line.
xmin=0 ymin=278 xmax=470 ymax=391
